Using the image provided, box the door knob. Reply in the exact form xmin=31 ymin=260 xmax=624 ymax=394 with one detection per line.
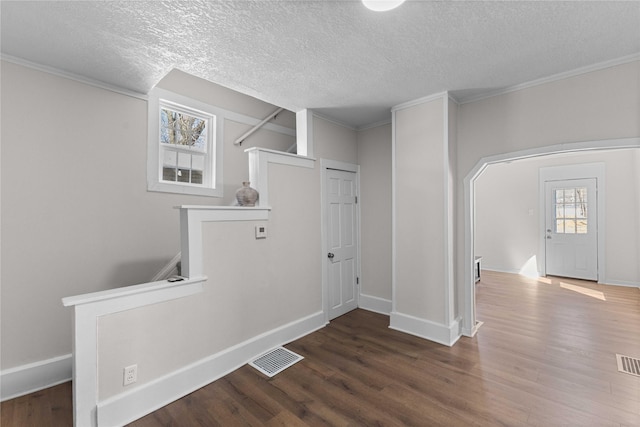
xmin=327 ymin=253 xmax=334 ymax=259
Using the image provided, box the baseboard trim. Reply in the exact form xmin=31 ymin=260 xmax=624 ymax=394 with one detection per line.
xmin=358 ymin=294 xmax=392 ymax=315
xmin=601 ymin=279 xmax=640 ymax=288
xmin=96 ymin=310 xmax=327 ymax=426
xmin=1 ymin=354 xmax=72 ymax=402
xmin=389 ymin=312 xmax=461 ymax=347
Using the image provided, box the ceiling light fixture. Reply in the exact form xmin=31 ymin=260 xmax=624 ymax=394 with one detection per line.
xmin=362 ymin=0 xmax=406 ymax=12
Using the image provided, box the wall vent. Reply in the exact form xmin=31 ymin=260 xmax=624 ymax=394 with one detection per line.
xmin=249 ymin=347 xmax=303 ymax=377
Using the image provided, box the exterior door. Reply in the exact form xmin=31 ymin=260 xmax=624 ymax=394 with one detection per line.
xmin=544 ymin=178 xmax=598 ymax=280
xmin=326 ymin=169 xmax=358 ymax=320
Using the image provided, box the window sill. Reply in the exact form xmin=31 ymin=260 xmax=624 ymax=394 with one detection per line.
xmin=148 ymin=181 xmax=223 ymax=198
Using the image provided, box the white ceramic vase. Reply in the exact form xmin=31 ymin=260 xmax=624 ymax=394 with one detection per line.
xmin=235 ymin=182 xmax=259 ymax=206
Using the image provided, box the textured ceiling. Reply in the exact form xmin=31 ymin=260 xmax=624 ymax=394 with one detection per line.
xmin=1 ymin=1 xmax=639 ymax=128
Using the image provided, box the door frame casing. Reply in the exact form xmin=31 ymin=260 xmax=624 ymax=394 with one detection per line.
xmin=538 ymin=163 xmax=605 ymax=281
xmin=320 ymin=159 xmax=361 ymax=323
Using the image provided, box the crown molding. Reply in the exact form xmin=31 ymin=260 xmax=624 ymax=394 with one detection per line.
xmin=311 ymin=111 xmax=357 ymax=131
xmin=391 ymin=91 xmax=449 ymax=113
xmin=459 ymin=53 xmax=640 ymax=104
xmin=357 ymin=118 xmax=392 ymax=131
xmin=1 ymin=54 xmax=148 ymax=100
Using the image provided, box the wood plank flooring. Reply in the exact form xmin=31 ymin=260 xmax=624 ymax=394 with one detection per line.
xmin=2 ymin=271 xmax=639 ymax=426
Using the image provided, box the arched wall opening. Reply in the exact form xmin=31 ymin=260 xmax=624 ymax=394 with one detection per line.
xmin=462 ymin=137 xmax=640 ymax=336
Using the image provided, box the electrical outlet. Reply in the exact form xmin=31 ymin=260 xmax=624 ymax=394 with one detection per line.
xmin=123 ymin=364 xmax=137 ymax=386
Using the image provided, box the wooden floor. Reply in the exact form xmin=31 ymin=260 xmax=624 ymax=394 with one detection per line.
xmin=3 ymin=271 xmax=639 ymax=426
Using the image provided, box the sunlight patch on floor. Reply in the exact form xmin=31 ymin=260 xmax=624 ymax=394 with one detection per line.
xmin=560 ymin=282 xmax=606 ymax=301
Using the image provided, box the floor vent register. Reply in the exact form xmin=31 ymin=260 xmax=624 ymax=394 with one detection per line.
xmin=616 ymin=354 xmax=640 ymax=377
xmin=249 ymin=347 xmax=304 ymax=377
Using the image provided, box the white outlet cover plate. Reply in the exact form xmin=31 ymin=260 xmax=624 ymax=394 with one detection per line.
xmin=123 ymin=364 xmax=137 ymax=386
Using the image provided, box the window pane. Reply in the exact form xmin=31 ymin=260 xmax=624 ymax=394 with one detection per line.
xmin=564 ymin=189 xmax=575 ymax=203
xmin=160 ymin=108 xmax=208 ymax=151
xmin=556 ymin=220 xmax=564 ymax=233
xmin=564 ymin=204 xmax=576 ymax=219
xmin=191 ymin=170 xmax=203 ymax=184
xmin=177 ymin=169 xmax=190 ymax=183
xmin=576 ymin=220 xmax=588 ymax=234
xmin=192 ymin=154 xmax=205 ymax=171
xmin=163 ymin=167 xmax=177 ymax=181
xmin=576 ymin=187 xmax=587 ymax=203
xmin=555 ymin=189 xmax=564 ymax=203
xmin=565 ymin=219 xmax=576 ymax=233
xmin=178 ymin=152 xmax=191 ymax=169
xmin=163 ymin=150 xmax=177 ymax=167
xmin=576 ymin=202 xmax=587 ymax=219
xmin=555 ymin=204 xmax=564 ymax=219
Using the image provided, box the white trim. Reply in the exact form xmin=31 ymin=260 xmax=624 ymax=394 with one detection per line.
xmin=147 ymin=88 xmax=225 ymax=198
xmin=356 ymin=118 xmax=392 ymax=131
xmin=311 ymin=111 xmax=357 ymax=131
xmin=62 ymin=277 xmax=205 ymax=308
xmin=462 ymin=138 xmax=640 ymax=338
xmin=391 ymin=109 xmax=397 ymax=314
xmin=1 ymin=54 xmax=148 ymax=100
xmin=443 ymin=94 xmax=454 ymax=326
xmin=459 ymin=54 xmax=640 ymax=104
xmin=296 ymin=109 xmax=315 ymax=156
xmin=96 ymin=311 xmax=327 ymax=427
xmin=389 ymin=312 xmax=461 ymax=347
xmin=604 ymin=279 xmax=640 ymax=288
xmin=322 ymin=159 xmax=359 ymax=174
xmin=245 ymin=148 xmax=315 ymax=210
xmin=1 ymin=354 xmax=72 ymax=402
xmin=482 ymin=266 xmax=539 ymax=276
xmin=358 ymin=294 xmax=392 ymax=316
xmin=320 ymin=159 xmax=361 ymax=323
xmin=234 ymin=107 xmax=285 ymax=145
xmin=481 ymin=268 xmax=639 ymax=288
xmin=538 ymin=163 xmax=605 ymax=282
xmin=391 ymin=91 xmax=449 ymax=113
xmin=62 ymin=276 xmax=206 ymax=427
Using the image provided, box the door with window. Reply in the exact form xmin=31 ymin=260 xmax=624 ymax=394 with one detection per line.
xmin=544 ymin=178 xmax=598 ymax=280
xmin=326 ymin=169 xmax=358 ymax=320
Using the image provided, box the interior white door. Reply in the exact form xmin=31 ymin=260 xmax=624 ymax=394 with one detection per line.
xmin=326 ymin=169 xmax=358 ymax=320
xmin=545 ymin=178 xmax=598 ymax=280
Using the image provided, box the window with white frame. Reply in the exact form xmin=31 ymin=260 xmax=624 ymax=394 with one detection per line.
xmin=148 ymin=88 xmax=223 ymax=197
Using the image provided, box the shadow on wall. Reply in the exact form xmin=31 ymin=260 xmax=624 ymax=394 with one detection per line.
xmin=107 ymin=258 xmax=175 ymax=288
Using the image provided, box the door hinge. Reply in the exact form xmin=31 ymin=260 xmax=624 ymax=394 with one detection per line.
xmin=356 ymin=277 xmax=360 ymax=285
xmin=355 ymin=196 xmax=358 ymax=204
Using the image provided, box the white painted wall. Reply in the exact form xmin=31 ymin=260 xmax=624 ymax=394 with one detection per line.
xmin=0 ymin=61 xmax=295 ymax=374
xmin=98 ymin=163 xmax=321 ymax=399
xmin=394 ymin=97 xmax=446 ymax=323
xmin=95 ymin=115 xmax=356 ymax=402
xmin=475 ymin=149 xmax=640 ymax=285
xmin=313 ymin=116 xmax=358 ymax=163
xmin=357 ymin=124 xmax=392 ymax=302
